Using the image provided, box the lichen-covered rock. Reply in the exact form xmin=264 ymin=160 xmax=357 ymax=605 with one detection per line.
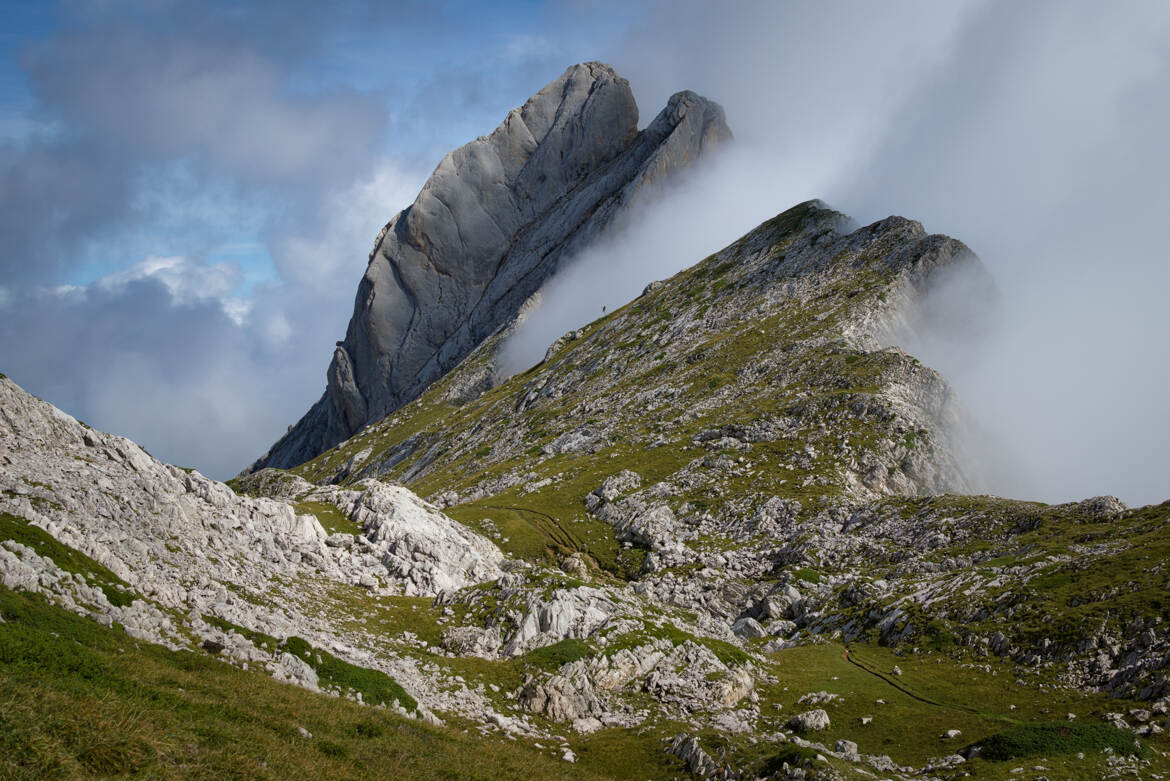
xmin=519 ymin=661 xmax=603 ymax=722
xmin=789 ymin=709 xmax=831 ymax=732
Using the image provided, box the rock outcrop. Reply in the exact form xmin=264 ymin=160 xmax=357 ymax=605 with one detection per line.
xmin=247 ymin=62 xmax=730 ymax=472
xmin=0 ymin=374 xmax=512 ymax=720
xmin=0 ymin=376 xmax=502 ymax=606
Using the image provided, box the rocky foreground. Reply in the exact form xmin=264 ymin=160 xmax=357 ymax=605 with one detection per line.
xmin=4 ymin=197 xmax=1170 ymax=779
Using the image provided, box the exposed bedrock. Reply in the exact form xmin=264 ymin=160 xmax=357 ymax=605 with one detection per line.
xmin=247 ymin=62 xmax=730 ymax=473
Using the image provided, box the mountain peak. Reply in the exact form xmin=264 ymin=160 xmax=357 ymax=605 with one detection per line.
xmin=246 ymin=64 xmax=729 ymax=474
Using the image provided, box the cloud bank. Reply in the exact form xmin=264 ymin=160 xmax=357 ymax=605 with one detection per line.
xmin=4 ymin=0 xmax=1168 ymax=507
xmin=505 ymin=0 xmax=1170 ymax=506
xmin=0 ymin=1 xmax=596 ymax=478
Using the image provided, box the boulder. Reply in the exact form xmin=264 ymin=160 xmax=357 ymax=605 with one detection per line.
xmin=789 ymin=709 xmax=831 ymax=732
xmin=731 ymin=616 xmax=767 ymax=639
xmin=519 ymin=661 xmax=603 ymax=722
xmin=668 ymin=734 xmax=720 ymax=778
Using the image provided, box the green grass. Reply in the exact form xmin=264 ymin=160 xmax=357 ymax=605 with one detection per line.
xmin=606 ymin=621 xmax=751 ymax=668
xmin=525 ymin=638 xmax=591 ymax=670
xmin=0 ymin=511 xmax=137 ymax=607
xmin=293 ymin=501 xmax=363 ymax=536
xmin=972 ymin=722 xmax=1142 ymax=761
xmin=315 ymin=583 xmax=448 ymax=646
xmin=11 ymin=591 xmax=1136 ymax=781
xmin=203 ymin=614 xmax=280 ymax=652
xmin=862 ymin=496 xmax=1170 ymax=692
xmin=281 ymin=636 xmax=416 ymax=710
xmin=745 ymin=641 xmax=1169 ymax=777
xmin=760 ymin=744 xmax=825 ymax=775
xmin=792 ymin=567 xmax=822 ymax=585
xmin=0 ymin=585 xmax=674 ymax=780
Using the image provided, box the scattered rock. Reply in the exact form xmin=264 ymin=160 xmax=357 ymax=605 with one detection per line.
xmin=789 ymin=709 xmax=831 ymax=732
xmin=731 ymin=617 xmax=766 ymax=639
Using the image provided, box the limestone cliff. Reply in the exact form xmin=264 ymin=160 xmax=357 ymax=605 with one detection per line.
xmin=247 ymin=63 xmax=730 ymax=473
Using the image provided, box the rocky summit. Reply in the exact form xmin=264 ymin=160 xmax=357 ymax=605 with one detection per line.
xmin=3 ymin=71 xmax=1170 ymax=781
xmin=247 ymin=62 xmax=730 ymax=473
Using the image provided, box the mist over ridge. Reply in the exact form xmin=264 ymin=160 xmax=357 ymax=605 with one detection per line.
xmin=504 ymin=0 xmax=1170 ymax=507
xmin=0 ymin=0 xmax=1164 ymax=507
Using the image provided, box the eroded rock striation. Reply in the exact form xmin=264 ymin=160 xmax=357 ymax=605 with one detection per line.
xmin=248 ymin=62 xmax=730 ymax=473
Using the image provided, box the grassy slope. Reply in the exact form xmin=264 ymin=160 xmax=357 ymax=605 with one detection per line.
xmin=738 ymin=642 xmax=1163 ymax=779
xmin=4 ymin=580 xmax=1166 ymax=780
xmin=284 ymin=204 xmax=927 ymax=574
xmin=840 ymin=496 xmax=1170 ymax=672
xmin=0 ymin=585 xmax=684 ymax=780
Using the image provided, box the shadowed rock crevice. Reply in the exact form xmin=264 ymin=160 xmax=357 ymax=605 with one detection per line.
xmin=246 ymin=62 xmax=730 ymax=474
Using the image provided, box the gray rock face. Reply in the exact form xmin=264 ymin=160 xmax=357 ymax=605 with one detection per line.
xmin=0 ymin=374 xmax=510 ymax=720
xmin=789 ymin=709 xmax=831 ymax=732
xmin=668 ymin=734 xmax=721 ymax=778
xmin=248 ymin=62 xmax=730 ymax=472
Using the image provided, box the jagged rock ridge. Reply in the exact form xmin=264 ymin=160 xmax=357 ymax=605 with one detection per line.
xmin=297 ymin=200 xmax=987 ymax=500
xmin=248 ymin=62 xmax=730 ymax=473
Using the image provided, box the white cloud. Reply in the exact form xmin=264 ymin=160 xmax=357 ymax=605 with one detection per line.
xmin=508 ymin=0 xmax=1170 ymax=506
xmin=270 ymin=158 xmax=424 ymax=289
xmin=93 ymin=254 xmax=250 ymax=325
xmin=0 ymin=157 xmax=422 ymax=480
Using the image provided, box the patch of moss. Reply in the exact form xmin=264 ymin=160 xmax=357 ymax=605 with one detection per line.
xmin=0 ymin=511 xmax=136 ymax=607
xmin=282 ymin=636 xmax=417 ymax=711
xmin=293 ymin=501 xmax=362 ymax=536
xmin=972 ymin=722 xmax=1141 ymax=761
